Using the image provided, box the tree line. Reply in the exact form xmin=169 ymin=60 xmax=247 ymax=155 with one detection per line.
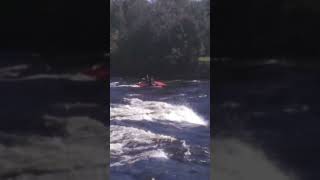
xmin=110 ymin=0 xmax=210 ymax=77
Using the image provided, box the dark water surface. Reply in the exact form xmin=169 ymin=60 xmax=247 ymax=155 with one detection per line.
xmin=213 ymin=59 xmax=320 ymax=180
xmin=0 ymin=61 xmax=108 ymax=180
xmin=110 ymin=78 xmax=210 ymax=180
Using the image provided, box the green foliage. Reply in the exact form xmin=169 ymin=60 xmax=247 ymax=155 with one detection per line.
xmin=110 ymin=0 xmax=210 ymax=76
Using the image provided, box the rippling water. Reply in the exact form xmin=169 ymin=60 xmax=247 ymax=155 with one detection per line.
xmin=0 ymin=62 xmax=107 ymax=180
xmin=213 ymin=60 xmax=320 ymax=180
xmin=110 ymin=78 xmax=210 ymax=180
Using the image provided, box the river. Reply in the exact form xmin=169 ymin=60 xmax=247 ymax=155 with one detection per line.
xmin=212 ymin=59 xmax=320 ymax=180
xmin=110 ymin=78 xmax=210 ymax=180
xmin=0 ymin=61 xmax=107 ymax=180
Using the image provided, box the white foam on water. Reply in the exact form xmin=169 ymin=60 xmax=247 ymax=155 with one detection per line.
xmin=110 ymin=98 xmax=207 ymax=126
xmin=110 ymin=80 xmax=210 ymax=179
xmin=110 ymin=81 xmax=120 ymax=87
xmin=110 ymin=82 xmax=139 ymax=88
xmin=198 ymin=94 xmax=207 ymax=98
xmin=110 ymin=125 xmax=174 ymax=167
xmin=149 ymin=149 xmax=169 ymax=159
xmin=0 ymin=64 xmax=29 ymax=78
xmin=181 ymin=140 xmax=192 ymax=156
xmin=117 ymin=84 xmax=139 ymax=88
xmin=127 ymin=93 xmax=141 ymax=97
xmin=190 ymin=80 xmax=201 ymax=83
xmin=110 ymin=82 xmax=119 ymax=88
xmin=0 ymin=64 xmax=29 ymax=72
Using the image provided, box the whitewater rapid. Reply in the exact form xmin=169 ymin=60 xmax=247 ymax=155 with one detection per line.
xmin=110 ymin=79 xmax=210 ymax=180
xmin=0 ymin=62 xmax=108 ymax=180
xmin=111 ymin=98 xmax=207 ymax=126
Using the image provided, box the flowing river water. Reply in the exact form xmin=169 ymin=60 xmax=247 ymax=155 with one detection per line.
xmin=0 ymin=61 xmax=107 ymax=180
xmin=110 ymin=78 xmax=210 ymax=180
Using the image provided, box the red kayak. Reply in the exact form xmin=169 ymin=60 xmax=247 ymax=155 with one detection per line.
xmin=136 ymin=81 xmax=167 ymax=88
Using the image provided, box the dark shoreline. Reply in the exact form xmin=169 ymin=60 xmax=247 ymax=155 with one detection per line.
xmin=0 ymin=53 xmax=106 ymax=66
xmin=110 ymin=73 xmax=210 ymax=81
xmin=110 ymin=63 xmax=210 ymax=80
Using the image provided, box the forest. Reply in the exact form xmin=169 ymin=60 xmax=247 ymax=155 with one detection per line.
xmin=110 ymin=0 xmax=210 ymax=78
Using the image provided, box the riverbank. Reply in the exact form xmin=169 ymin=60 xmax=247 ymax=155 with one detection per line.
xmin=110 ymin=57 xmax=210 ymax=80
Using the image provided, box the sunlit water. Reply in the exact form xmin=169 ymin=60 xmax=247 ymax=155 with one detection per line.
xmin=110 ymin=78 xmax=210 ymax=180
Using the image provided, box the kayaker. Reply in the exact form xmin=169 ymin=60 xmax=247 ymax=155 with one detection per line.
xmin=146 ymin=75 xmax=152 ymax=86
xmin=141 ymin=75 xmax=148 ymax=82
xmin=140 ymin=74 xmax=154 ymax=86
xmin=136 ymin=75 xmax=166 ymax=88
xmin=150 ymin=76 xmax=155 ymax=85
xmin=143 ymin=74 xmax=150 ymax=86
